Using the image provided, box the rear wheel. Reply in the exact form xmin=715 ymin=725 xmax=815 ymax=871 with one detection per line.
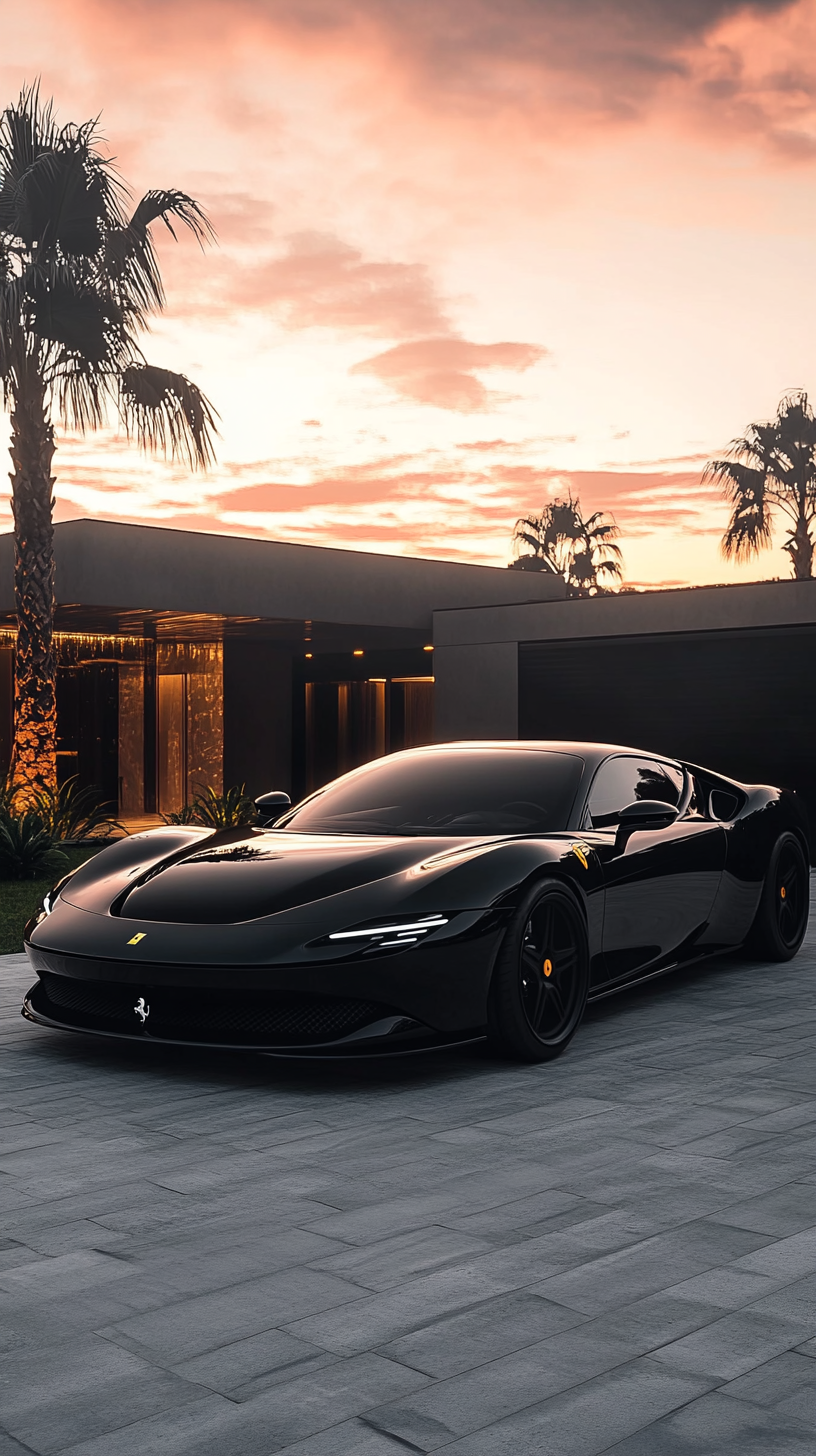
xmin=488 ymin=880 xmax=589 ymax=1063
xmin=747 ymin=832 xmax=809 ymax=961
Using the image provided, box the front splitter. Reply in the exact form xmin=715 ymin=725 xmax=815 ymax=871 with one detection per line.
xmin=21 ymin=990 xmax=485 ymax=1060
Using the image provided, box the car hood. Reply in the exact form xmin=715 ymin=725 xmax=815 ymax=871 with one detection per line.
xmin=62 ymin=828 xmax=470 ymax=924
xmin=31 ymin=825 xmax=583 ymax=966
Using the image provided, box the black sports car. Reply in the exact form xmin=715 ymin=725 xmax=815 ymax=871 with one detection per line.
xmin=22 ymin=741 xmax=810 ymax=1062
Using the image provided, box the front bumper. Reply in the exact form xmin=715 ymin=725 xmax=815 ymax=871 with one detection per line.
xmin=22 ymin=980 xmax=483 ymax=1057
xmin=22 ymin=917 xmax=506 ymax=1055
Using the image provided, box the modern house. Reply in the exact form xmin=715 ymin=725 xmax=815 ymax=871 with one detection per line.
xmin=2 ymin=519 xmax=815 ymax=833
xmin=435 ymin=576 xmax=816 ymax=832
xmin=0 ymin=519 xmax=564 ymax=812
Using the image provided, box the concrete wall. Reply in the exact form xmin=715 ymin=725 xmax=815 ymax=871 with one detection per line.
xmin=433 ymin=643 xmax=518 ymax=741
xmin=0 ymin=519 xmax=565 ymax=629
xmin=433 ymin=577 xmax=816 ymax=649
xmin=433 ymin=580 xmax=816 ymax=831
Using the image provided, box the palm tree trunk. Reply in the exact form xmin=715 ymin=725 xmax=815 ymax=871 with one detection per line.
xmin=784 ymin=516 xmax=814 ymax=580
xmin=8 ymin=382 xmax=57 ymax=800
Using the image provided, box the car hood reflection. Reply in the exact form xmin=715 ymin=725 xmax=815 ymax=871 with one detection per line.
xmin=74 ymin=832 xmax=466 ymax=924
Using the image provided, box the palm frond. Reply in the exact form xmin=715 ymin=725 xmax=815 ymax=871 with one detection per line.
xmin=104 ymin=224 xmax=163 ymax=312
xmin=0 ymin=251 xmax=16 ymax=387
xmin=55 ymin=353 xmax=114 ymax=432
xmin=703 ymin=457 xmax=765 ymax=502
xmin=0 ymin=85 xmax=58 ymax=221
xmin=105 ymin=190 xmax=214 ymax=318
xmin=31 ymin=272 xmax=123 ymax=361
xmin=721 ymin=504 xmax=773 ymax=562
xmin=120 ymin=363 xmax=218 ymax=469
xmin=129 ymin=190 xmax=215 ymax=247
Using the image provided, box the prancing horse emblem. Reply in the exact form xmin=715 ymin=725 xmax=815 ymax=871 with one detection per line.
xmin=134 ymin=997 xmax=150 ymax=1023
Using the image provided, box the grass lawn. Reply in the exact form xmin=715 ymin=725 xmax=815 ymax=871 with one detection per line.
xmin=0 ymin=846 xmax=104 ymax=955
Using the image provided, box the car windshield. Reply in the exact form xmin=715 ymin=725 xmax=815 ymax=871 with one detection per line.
xmin=281 ymin=749 xmax=584 ymax=837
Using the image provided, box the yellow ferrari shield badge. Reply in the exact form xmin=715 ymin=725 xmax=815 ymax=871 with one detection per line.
xmin=571 ymin=844 xmax=590 ymax=870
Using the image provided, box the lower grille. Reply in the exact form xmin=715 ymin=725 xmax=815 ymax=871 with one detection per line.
xmin=39 ymin=972 xmax=391 ymax=1045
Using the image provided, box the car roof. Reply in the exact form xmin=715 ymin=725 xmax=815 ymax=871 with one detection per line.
xmin=405 ymin=742 xmax=681 ymax=772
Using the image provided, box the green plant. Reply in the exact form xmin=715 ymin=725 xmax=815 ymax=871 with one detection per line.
xmin=162 ymin=801 xmax=201 ymax=826
xmin=163 ymin=784 xmax=257 ymax=830
xmin=0 ymin=813 xmax=67 ymax=880
xmin=27 ymin=776 xmax=122 ymax=842
xmin=0 ymin=844 xmax=100 ymax=952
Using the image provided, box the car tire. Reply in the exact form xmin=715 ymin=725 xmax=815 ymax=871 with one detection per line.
xmin=746 ymin=831 xmax=810 ymax=962
xmin=487 ymin=879 xmax=589 ymax=1063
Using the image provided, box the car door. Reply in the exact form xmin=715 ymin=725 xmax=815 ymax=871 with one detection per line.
xmin=582 ymin=755 xmax=726 ymax=982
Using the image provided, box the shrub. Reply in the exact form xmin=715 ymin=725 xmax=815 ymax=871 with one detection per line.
xmin=163 ymin=784 xmax=257 ymax=830
xmin=26 ymin=777 xmax=121 ymax=843
xmin=0 ymin=814 xmax=67 ymax=881
xmin=161 ymin=801 xmax=200 ymax=825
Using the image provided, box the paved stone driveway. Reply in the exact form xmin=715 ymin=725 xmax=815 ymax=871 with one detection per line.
xmin=0 ymin=913 xmax=814 ymax=1456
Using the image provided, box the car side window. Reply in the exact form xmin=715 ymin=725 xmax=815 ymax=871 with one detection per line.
xmin=682 ymin=772 xmax=707 ymax=819
xmin=586 ymin=757 xmax=684 ymax=830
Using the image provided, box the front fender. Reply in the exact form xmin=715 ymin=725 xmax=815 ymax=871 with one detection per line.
xmin=402 ymin=836 xmax=605 ymax=967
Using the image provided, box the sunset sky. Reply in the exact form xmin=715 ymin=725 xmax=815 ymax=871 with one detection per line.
xmin=5 ymin=0 xmax=816 ymax=586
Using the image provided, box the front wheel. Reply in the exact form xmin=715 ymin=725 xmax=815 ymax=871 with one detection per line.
xmin=746 ymin=832 xmax=809 ymax=962
xmin=488 ymin=880 xmax=589 ymax=1063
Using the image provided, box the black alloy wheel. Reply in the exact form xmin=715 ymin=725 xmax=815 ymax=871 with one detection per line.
xmin=488 ymin=879 xmax=589 ymax=1063
xmin=748 ymin=831 xmax=810 ymax=961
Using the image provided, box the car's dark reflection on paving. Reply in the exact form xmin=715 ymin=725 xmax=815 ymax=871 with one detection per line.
xmin=22 ymin=741 xmax=810 ymax=1062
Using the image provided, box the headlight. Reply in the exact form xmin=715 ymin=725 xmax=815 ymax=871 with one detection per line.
xmin=25 ymin=881 xmax=64 ymax=934
xmin=312 ymin=913 xmax=449 ymax=954
xmin=40 ymin=886 xmax=63 ymax=917
xmin=40 ymin=871 xmax=76 ymax=917
xmin=329 ymin=914 xmax=448 ymax=947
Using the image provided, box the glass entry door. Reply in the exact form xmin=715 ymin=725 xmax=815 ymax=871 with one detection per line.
xmin=157 ymin=673 xmax=187 ymax=814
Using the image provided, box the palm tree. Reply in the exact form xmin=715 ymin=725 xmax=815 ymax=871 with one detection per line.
xmin=0 ymin=87 xmax=217 ymax=800
xmin=705 ymin=391 xmax=816 ymax=581
xmin=511 ymin=494 xmax=623 ymax=596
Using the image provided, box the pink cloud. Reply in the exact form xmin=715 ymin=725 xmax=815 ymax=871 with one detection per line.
xmin=350 ymin=337 xmax=547 ymax=409
xmin=49 ymin=0 xmax=810 ymax=147
xmin=223 ymin=232 xmax=451 ymax=337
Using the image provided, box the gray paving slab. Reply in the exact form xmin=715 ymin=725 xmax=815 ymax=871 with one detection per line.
xmin=0 ymin=892 xmax=814 ymax=1455
xmin=601 ymin=1389 xmax=814 ymax=1454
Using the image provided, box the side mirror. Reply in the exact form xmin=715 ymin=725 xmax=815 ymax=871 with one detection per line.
xmin=615 ymin=798 xmax=678 ymax=849
xmin=255 ymin=790 xmax=292 ymax=827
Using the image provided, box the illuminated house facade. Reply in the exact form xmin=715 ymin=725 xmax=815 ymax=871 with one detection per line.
xmin=4 ymin=520 xmax=814 ymax=831
xmin=0 ymin=519 xmax=564 ymax=812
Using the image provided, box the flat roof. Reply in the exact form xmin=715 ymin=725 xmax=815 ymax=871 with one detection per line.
xmin=0 ymin=519 xmax=565 ymax=634
xmin=433 ymin=576 xmax=816 ymax=645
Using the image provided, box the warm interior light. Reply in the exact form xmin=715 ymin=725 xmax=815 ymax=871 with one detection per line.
xmin=305 ymin=652 xmax=313 ymax=659
xmin=424 ymin=645 xmax=434 ymax=652
xmin=353 ymin=649 xmax=364 ymax=656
